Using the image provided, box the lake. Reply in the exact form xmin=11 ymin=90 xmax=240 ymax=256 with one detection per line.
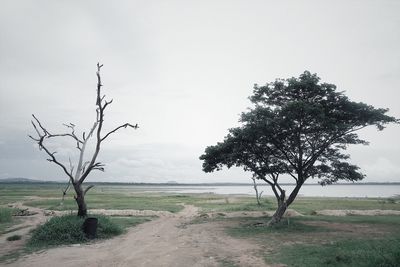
xmin=105 ymin=184 xmax=400 ymax=198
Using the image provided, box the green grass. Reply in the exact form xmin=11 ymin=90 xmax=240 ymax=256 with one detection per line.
xmin=3 ymin=183 xmax=399 ymax=215
xmin=271 ymin=236 xmax=400 ymax=267
xmin=2 ymin=183 xmax=400 ymax=266
xmin=226 ymin=217 xmax=331 ymax=238
xmin=194 ymin=198 xmax=273 ymax=212
xmin=0 ymin=207 xmax=20 ymax=234
xmin=290 ymin=197 xmax=400 ymax=214
xmin=299 ymin=214 xmax=400 ymax=225
xmin=222 ymin=215 xmax=400 ymax=267
xmin=0 ymin=207 xmax=13 ymax=223
xmin=0 ymin=184 xmax=64 ymax=205
xmin=192 ymin=196 xmax=400 ymax=214
xmin=27 ymin=214 xmax=151 ymax=250
xmin=23 ymin=194 xmax=187 ymax=213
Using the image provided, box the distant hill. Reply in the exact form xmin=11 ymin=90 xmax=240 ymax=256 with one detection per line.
xmin=0 ymin=177 xmax=46 ymax=183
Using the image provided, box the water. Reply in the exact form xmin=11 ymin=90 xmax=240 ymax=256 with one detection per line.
xmin=109 ymin=184 xmax=400 ymax=198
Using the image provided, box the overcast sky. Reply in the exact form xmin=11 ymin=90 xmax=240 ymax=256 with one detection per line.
xmin=0 ymin=0 xmax=399 ymax=184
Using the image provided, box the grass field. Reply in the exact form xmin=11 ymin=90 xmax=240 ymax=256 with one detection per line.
xmin=1 ymin=183 xmax=399 ymax=266
xmin=223 ymin=215 xmax=400 ymax=266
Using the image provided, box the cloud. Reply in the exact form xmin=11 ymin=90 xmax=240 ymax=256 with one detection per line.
xmin=0 ymin=1 xmax=399 ymax=184
xmin=363 ymin=157 xmax=400 ymax=181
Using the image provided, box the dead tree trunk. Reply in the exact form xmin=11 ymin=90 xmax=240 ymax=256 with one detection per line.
xmin=251 ymin=177 xmax=263 ymax=205
xmin=29 ymin=63 xmax=138 ymax=217
xmin=74 ymin=183 xmax=87 ymax=217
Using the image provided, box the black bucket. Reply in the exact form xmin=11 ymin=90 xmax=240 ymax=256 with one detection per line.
xmin=83 ymin=217 xmax=98 ymax=239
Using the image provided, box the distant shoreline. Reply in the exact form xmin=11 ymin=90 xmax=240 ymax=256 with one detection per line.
xmin=0 ymin=178 xmax=399 ymax=186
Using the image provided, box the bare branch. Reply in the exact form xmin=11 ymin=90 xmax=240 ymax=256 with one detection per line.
xmin=92 ymin=162 xmax=105 ymax=172
xmin=74 ymin=121 xmax=98 ymax=181
xmin=103 ymin=99 xmax=113 ymax=110
xmin=30 ymin=115 xmax=75 ymax=182
xmin=68 ymin=157 xmax=74 ymax=176
xmin=61 ymin=179 xmax=71 ymax=205
xmin=101 ymin=123 xmax=139 ymax=142
xmin=84 ymin=185 xmax=95 ymax=195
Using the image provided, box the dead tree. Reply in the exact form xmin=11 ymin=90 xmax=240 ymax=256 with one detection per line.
xmin=251 ymin=177 xmax=263 ymax=206
xmin=29 ymin=63 xmax=138 ymax=217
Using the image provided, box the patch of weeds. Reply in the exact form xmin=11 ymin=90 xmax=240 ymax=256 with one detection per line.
xmin=27 ymin=214 xmax=149 ymax=250
xmin=27 ymin=215 xmax=88 ymax=249
xmin=7 ymin=235 xmax=22 ymax=241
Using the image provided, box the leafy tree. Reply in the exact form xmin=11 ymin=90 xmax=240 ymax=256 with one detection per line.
xmin=200 ymin=71 xmax=398 ymax=225
xmin=30 ymin=63 xmax=138 ymax=217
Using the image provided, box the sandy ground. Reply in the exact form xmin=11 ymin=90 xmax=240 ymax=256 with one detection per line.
xmin=4 ymin=205 xmax=269 ymax=267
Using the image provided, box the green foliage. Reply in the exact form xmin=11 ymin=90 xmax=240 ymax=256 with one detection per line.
xmin=200 ymin=71 xmax=398 ymax=223
xmin=28 ymin=215 xmax=87 ymax=248
xmin=201 ymin=71 xmax=397 ymax=184
xmin=7 ymin=235 xmax=22 ymax=241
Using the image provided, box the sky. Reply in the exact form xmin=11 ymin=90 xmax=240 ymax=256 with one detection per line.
xmin=0 ymin=0 xmax=399 ymax=184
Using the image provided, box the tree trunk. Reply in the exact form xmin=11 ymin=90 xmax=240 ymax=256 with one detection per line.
xmin=252 ymin=178 xmax=262 ymax=205
xmin=268 ymin=201 xmax=287 ymax=226
xmin=73 ymin=183 xmax=87 ymax=217
xmin=267 ymin=182 xmax=303 ymax=226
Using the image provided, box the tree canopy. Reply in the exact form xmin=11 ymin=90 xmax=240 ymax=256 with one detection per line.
xmin=200 ymin=71 xmax=398 ymax=225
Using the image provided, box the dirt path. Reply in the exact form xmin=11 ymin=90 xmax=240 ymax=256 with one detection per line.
xmin=6 ymin=205 xmax=268 ymax=267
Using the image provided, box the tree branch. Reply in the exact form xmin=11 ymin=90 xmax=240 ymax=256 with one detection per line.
xmin=84 ymin=185 xmax=94 ymax=195
xmin=101 ymin=123 xmax=139 ymax=142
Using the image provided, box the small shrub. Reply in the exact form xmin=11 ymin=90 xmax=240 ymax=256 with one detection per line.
xmin=7 ymin=235 xmax=22 ymax=241
xmin=27 ymin=214 xmax=123 ymax=250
